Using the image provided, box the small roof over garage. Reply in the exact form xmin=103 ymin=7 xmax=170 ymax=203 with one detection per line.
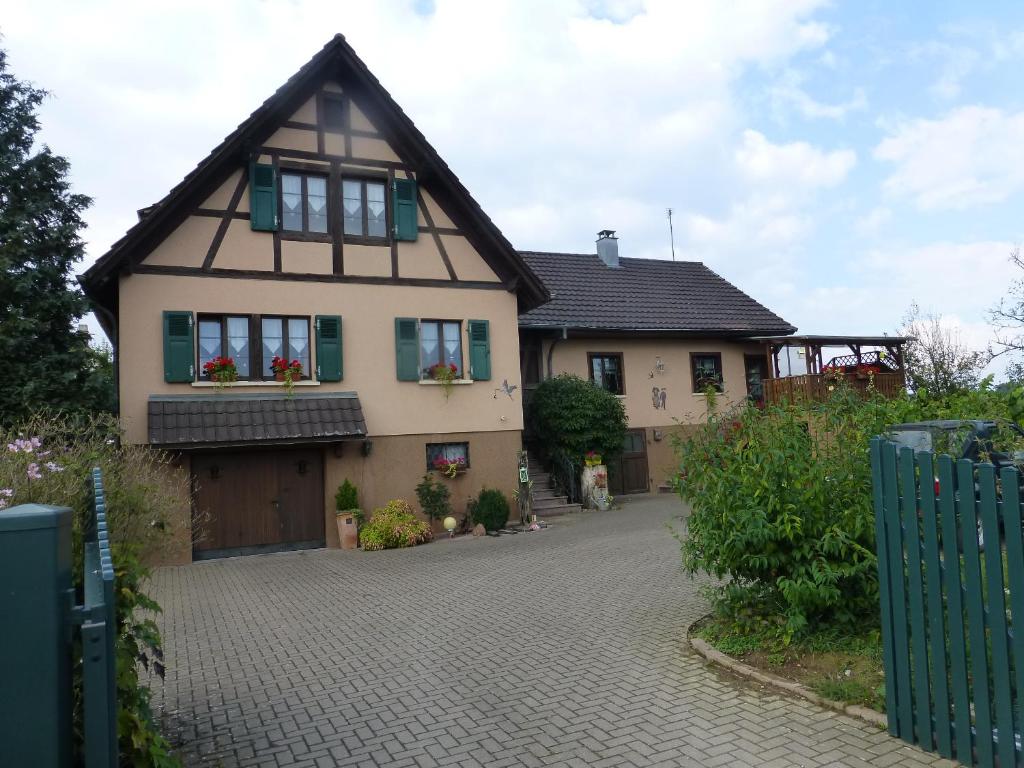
xmin=148 ymin=392 xmax=366 ymax=449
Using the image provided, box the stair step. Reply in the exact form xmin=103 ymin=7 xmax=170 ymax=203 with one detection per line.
xmin=657 ymin=484 xmax=675 ymax=494
xmin=532 ymin=489 xmax=559 ymax=499
xmin=533 ymin=503 xmax=582 ymax=518
xmin=533 ymin=496 xmax=569 ymax=509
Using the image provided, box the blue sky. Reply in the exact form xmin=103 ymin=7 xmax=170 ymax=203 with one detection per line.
xmin=5 ymin=1 xmax=1024 ymax=372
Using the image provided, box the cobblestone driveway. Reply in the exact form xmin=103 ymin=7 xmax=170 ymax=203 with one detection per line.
xmin=152 ymin=495 xmax=950 ymax=767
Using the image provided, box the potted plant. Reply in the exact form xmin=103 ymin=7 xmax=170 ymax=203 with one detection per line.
xmin=428 ymin=362 xmax=458 ymax=399
xmin=431 ymin=454 xmax=466 ymax=478
xmin=202 ymin=355 xmax=238 ymax=387
xmin=271 ymin=355 xmax=303 ymax=395
xmin=334 ymin=479 xmax=361 ymax=550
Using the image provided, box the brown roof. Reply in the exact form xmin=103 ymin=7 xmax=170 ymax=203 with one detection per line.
xmin=81 ymin=34 xmax=548 ymax=314
xmin=518 ymin=251 xmax=795 ymax=335
xmin=148 ymin=392 xmax=366 ymax=449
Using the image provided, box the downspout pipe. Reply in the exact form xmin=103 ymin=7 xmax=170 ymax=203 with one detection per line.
xmin=545 ymin=327 xmax=568 ymax=379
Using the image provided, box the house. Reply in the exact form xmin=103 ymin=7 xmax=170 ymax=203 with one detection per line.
xmin=81 ymin=35 xmax=795 ymax=563
xmin=518 ymin=231 xmax=795 ymax=495
xmin=81 ymin=35 xmax=548 ymax=563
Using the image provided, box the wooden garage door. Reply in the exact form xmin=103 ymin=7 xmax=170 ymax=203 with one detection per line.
xmin=192 ymin=449 xmax=324 ymax=557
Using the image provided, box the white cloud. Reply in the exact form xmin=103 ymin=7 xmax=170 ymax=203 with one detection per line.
xmin=875 ymin=106 xmax=1024 ymax=211
xmin=768 ymin=69 xmax=867 ymax=120
xmin=735 ymin=130 xmax=856 ymax=188
xmin=854 ymin=206 xmax=891 ymax=235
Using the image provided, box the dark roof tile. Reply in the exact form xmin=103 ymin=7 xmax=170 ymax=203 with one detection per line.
xmin=518 ymin=252 xmax=795 ymax=335
xmin=147 ymin=392 xmax=366 ymax=449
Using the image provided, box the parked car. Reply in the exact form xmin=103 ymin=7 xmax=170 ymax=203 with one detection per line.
xmin=885 ymin=419 xmax=1024 ymax=551
xmin=885 ymin=419 xmax=1024 ymax=469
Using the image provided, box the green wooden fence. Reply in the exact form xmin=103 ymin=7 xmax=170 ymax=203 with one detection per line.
xmin=871 ymin=437 xmax=1024 ymax=767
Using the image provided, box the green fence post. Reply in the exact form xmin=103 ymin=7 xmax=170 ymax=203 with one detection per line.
xmin=871 ymin=438 xmax=899 ymax=735
xmin=0 ymin=504 xmax=73 ymax=768
xmin=958 ymin=457 xmax=993 ymax=766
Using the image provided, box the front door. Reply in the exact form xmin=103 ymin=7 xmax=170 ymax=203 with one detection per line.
xmin=744 ymin=354 xmax=767 ymax=406
xmin=608 ymin=429 xmax=649 ymax=495
xmin=192 ymin=448 xmax=324 ymax=557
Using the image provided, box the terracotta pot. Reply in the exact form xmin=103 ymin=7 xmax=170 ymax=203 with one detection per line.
xmin=336 ymin=512 xmax=359 ymax=550
xmin=275 ymin=372 xmax=286 ymax=382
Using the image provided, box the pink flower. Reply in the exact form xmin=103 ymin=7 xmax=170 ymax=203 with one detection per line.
xmin=26 ymin=463 xmax=42 ymax=480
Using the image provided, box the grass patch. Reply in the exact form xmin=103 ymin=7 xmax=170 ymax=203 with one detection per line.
xmin=694 ymin=616 xmax=886 ymax=712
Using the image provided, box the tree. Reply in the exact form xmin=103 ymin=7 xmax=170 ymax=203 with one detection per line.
xmin=526 ymin=374 xmax=628 ymax=468
xmin=990 ymin=247 xmax=1024 ymax=381
xmin=898 ymin=302 xmax=989 ymax=395
xmin=0 ymin=48 xmax=113 ymax=425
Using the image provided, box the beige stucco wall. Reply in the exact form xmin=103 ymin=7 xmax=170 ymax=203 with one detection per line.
xmin=117 ymin=274 xmax=524 ymax=445
xmin=545 ymin=337 xmax=763 ymax=429
xmin=322 ymin=429 xmax=521 ymax=547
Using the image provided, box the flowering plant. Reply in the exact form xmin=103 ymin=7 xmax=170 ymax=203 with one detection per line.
xmin=432 ymin=454 xmax=466 ymax=478
xmin=202 ymin=356 xmax=237 ymax=385
xmin=584 ymin=450 xmax=603 ymax=467
xmin=271 ymin=356 xmax=303 ymax=395
xmin=429 ymin=362 xmax=459 ymax=399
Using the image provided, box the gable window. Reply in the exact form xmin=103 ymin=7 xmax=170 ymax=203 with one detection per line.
xmin=281 ymin=172 xmax=328 ymax=234
xmin=342 ymin=177 xmax=387 ymax=240
xmin=426 ymin=442 xmax=470 ymax=472
xmin=261 ymin=317 xmax=310 ymax=379
xmin=323 ymin=95 xmax=345 ymax=132
xmin=589 ymin=353 xmax=624 ymax=395
xmin=691 ymin=352 xmax=724 ymax=392
xmin=198 ymin=315 xmax=251 ymax=379
xmin=420 ymin=320 xmax=462 ymax=379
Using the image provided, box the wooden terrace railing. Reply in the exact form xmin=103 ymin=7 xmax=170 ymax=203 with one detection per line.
xmin=764 ymin=371 xmax=905 ymax=404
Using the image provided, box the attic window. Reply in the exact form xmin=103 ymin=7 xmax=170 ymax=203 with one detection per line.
xmin=323 ymin=95 xmax=345 ymax=132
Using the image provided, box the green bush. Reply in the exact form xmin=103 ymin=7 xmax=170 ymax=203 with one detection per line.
xmin=415 ymin=473 xmax=451 ymax=521
xmin=468 ymin=488 xmax=510 ymax=531
xmin=676 ymin=378 xmax=1024 ymax=640
xmin=334 ymin=478 xmax=359 ymax=511
xmin=526 ymin=373 xmax=628 ymax=471
xmin=1 ymin=414 xmax=185 ymax=766
xmin=359 ymin=499 xmax=433 ymax=551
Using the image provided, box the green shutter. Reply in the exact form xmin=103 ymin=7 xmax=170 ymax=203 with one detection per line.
xmin=395 ymin=317 xmax=420 ymax=381
xmin=315 ymin=315 xmax=343 ymax=382
xmin=392 ymin=177 xmax=418 ymax=241
xmin=468 ymin=319 xmax=491 ymax=381
xmin=249 ymin=161 xmax=278 ymax=231
xmin=163 ymin=311 xmax=194 ymax=383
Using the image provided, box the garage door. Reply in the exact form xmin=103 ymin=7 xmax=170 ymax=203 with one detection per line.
xmin=192 ymin=449 xmax=324 ymax=558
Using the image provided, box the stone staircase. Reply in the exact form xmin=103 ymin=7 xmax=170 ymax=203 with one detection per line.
xmin=526 ymin=456 xmax=582 ymax=518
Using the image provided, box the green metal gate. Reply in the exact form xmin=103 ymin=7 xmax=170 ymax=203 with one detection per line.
xmin=871 ymin=437 xmax=1024 ymax=766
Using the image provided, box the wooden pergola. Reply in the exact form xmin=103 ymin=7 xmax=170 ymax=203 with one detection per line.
xmin=754 ymin=334 xmax=912 ymax=404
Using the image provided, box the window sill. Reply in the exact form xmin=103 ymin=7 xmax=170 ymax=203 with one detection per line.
xmin=190 ymin=380 xmax=321 ymax=388
xmin=418 ymin=379 xmax=474 ymax=386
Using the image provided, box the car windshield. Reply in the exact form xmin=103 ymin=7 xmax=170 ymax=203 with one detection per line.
xmin=888 ymin=425 xmax=975 ymax=457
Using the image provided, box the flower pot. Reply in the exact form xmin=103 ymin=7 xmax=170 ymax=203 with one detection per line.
xmin=275 ymin=372 xmax=286 ymax=382
xmin=336 ymin=511 xmax=359 ymax=550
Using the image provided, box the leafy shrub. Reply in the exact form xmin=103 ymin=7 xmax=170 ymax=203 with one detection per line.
xmin=1 ymin=414 xmax=185 ymax=766
xmin=334 ymin=478 xmax=359 ymax=511
xmin=677 ymin=377 xmax=1024 ymax=640
xmin=526 ymin=374 xmax=628 ymax=471
xmin=415 ymin=473 xmax=451 ymax=521
xmin=359 ymin=499 xmax=433 ymax=550
xmin=468 ymin=488 xmax=510 ymax=531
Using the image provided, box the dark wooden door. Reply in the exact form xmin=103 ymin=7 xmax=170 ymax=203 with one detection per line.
xmin=193 ymin=449 xmax=324 ymax=556
xmin=608 ymin=429 xmax=649 ymax=495
xmin=744 ymin=354 xmax=767 ymax=406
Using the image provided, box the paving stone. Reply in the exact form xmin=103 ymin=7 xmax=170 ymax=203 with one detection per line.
xmin=151 ymin=496 xmax=940 ymax=767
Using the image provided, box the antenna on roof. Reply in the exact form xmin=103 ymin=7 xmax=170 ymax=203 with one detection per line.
xmin=666 ymin=208 xmax=676 ymax=262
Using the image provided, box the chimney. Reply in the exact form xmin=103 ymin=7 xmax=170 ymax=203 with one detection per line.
xmin=596 ymin=230 xmax=619 ymax=268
